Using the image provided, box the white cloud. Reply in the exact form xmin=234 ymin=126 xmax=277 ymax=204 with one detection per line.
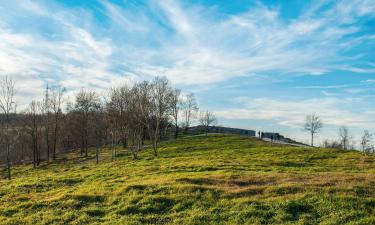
xmin=215 ymin=97 xmax=375 ymax=129
xmin=106 ymin=0 xmax=375 ymax=84
xmin=0 ymin=0 xmax=374 ymax=109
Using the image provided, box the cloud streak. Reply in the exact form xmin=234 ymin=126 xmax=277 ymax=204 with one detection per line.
xmin=215 ymin=96 xmax=375 ymax=129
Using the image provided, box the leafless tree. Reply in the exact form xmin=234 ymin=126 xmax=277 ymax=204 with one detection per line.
xmin=170 ymin=89 xmax=181 ymax=139
xmin=50 ymin=86 xmax=64 ymax=160
xmin=42 ymin=84 xmax=51 ymax=161
xmin=104 ymin=91 xmax=119 ymax=160
xmin=322 ymin=139 xmax=342 ymax=149
xmin=304 ymin=113 xmax=323 ymax=147
xmin=0 ymin=76 xmax=16 ymax=179
xmin=107 ymin=85 xmax=133 ymax=149
xmin=199 ymin=111 xmax=217 ymax=136
xmin=338 ymin=126 xmax=350 ymax=150
xmin=23 ymin=101 xmax=43 ymax=168
xmin=93 ymin=103 xmax=105 ymax=164
xmin=181 ymin=93 xmax=198 ymax=133
xmin=0 ymin=76 xmax=201 ymax=168
xmin=71 ymin=89 xmax=101 ymax=157
xmin=127 ymin=85 xmax=146 ymax=159
xmin=148 ymin=77 xmax=172 ymax=156
xmin=361 ymin=130 xmax=373 ymax=153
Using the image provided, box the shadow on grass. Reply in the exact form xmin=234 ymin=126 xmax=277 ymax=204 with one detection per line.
xmin=85 ymin=209 xmax=105 ymax=217
xmin=117 ymin=196 xmax=174 ymax=215
xmin=226 ymin=187 xmax=265 ymax=198
xmin=282 ymin=200 xmax=315 ymax=221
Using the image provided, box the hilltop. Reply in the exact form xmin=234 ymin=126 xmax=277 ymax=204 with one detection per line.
xmin=0 ymin=134 xmax=374 ymax=224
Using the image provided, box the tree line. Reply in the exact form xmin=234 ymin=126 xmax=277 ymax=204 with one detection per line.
xmin=0 ymin=76 xmax=217 ymax=180
xmin=304 ymin=113 xmax=374 ymax=152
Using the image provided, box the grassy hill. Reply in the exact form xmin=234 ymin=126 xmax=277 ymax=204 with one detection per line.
xmin=1 ymin=134 xmax=375 ymax=224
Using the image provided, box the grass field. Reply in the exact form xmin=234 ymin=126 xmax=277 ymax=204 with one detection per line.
xmin=0 ymin=134 xmax=375 ymax=224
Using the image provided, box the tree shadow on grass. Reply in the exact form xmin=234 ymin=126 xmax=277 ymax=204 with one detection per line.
xmin=117 ymin=196 xmax=175 ymax=215
xmin=85 ymin=209 xmax=105 ymax=217
xmin=282 ymin=200 xmax=315 ymax=221
xmin=66 ymin=194 xmax=106 ymax=209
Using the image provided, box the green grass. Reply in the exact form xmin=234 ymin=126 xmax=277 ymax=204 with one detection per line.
xmin=1 ymin=134 xmax=375 ymax=224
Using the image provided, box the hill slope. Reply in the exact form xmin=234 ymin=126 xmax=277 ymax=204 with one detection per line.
xmin=1 ymin=134 xmax=375 ymax=224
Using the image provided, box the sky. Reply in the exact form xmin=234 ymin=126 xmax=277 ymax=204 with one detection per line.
xmin=0 ymin=0 xmax=375 ymax=145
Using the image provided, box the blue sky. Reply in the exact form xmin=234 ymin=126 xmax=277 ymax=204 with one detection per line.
xmin=1 ymin=0 xmax=375 ymax=144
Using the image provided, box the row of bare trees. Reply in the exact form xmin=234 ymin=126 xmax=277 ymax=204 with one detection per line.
xmin=304 ymin=113 xmax=374 ymax=152
xmin=322 ymin=126 xmax=374 ymax=152
xmin=21 ymin=86 xmax=65 ymax=168
xmin=1 ymin=76 xmax=220 ymax=180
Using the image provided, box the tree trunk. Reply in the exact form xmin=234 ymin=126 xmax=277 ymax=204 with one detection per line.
xmin=153 ymin=130 xmax=158 ymax=157
xmin=53 ymin=116 xmax=58 ymax=160
xmin=174 ymin=115 xmax=178 ymax=139
xmin=32 ymin=132 xmax=37 ymax=168
xmin=33 ymin=143 xmax=36 ymax=168
xmin=84 ymin=129 xmax=88 ymax=157
xmin=153 ymin=139 xmax=158 ymax=156
xmin=6 ymin=144 xmax=11 ymax=180
xmin=111 ymin=135 xmax=114 ymax=161
xmin=5 ymin=121 xmax=11 ymax=180
xmin=46 ymin=124 xmax=50 ymax=161
xmin=96 ymin=148 xmax=99 ymax=164
xmin=311 ymin=133 xmax=314 ymax=147
xmin=80 ymin=135 xmax=84 ymax=156
xmin=175 ymin=124 xmax=178 ymax=139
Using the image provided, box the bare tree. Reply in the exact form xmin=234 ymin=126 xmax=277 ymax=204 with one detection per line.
xmin=170 ymin=89 xmax=181 ymax=139
xmin=72 ymin=89 xmax=101 ymax=157
xmin=181 ymin=93 xmax=198 ymax=134
xmin=107 ymin=87 xmax=127 ymax=148
xmin=93 ymin=103 xmax=105 ymax=164
xmin=0 ymin=76 xmax=16 ymax=179
xmin=104 ymin=90 xmax=119 ymax=160
xmin=50 ymin=87 xmax=64 ymax=160
xmin=361 ymin=130 xmax=373 ymax=153
xmin=127 ymin=85 xmax=146 ymax=159
xmin=0 ymin=76 xmax=202 ymax=166
xmin=149 ymin=77 xmax=172 ymax=156
xmin=24 ymin=101 xmax=43 ymax=167
xmin=339 ymin=126 xmax=350 ymax=150
xmin=42 ymin=84 xmax=51 ymax=161
xmin=304 ymin=113 xmax=323 ymax=147
xmin=129 ymin=81 xmax=153 ymax=158
xmin=322 ymin=139 xmax=341 ymax=149
xmin=199 ymin=111 xmax=217 ymax=136
xmin=108 ymin=80 xmax=174 ymax=159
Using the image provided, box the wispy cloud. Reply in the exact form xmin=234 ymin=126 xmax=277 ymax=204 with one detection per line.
xmin=102 ymin=0 xmax=375 ymax=85
xmin=215 ymin=96 xmax=375 ymax=129
xmin=0 ymin=0 xmax=374 ymax=137
xmin=1 ymin=0 xmax=374 ymax=89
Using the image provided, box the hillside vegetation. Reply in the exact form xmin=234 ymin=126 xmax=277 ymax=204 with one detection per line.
xmin=1 ymin=134 xmax=375 ymax=224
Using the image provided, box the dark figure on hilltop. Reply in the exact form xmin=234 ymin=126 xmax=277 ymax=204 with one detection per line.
xmin=271 ymin=135 xmax=274 ymax=143
xmin=258 ymin=131 xmax=261 ymax=138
